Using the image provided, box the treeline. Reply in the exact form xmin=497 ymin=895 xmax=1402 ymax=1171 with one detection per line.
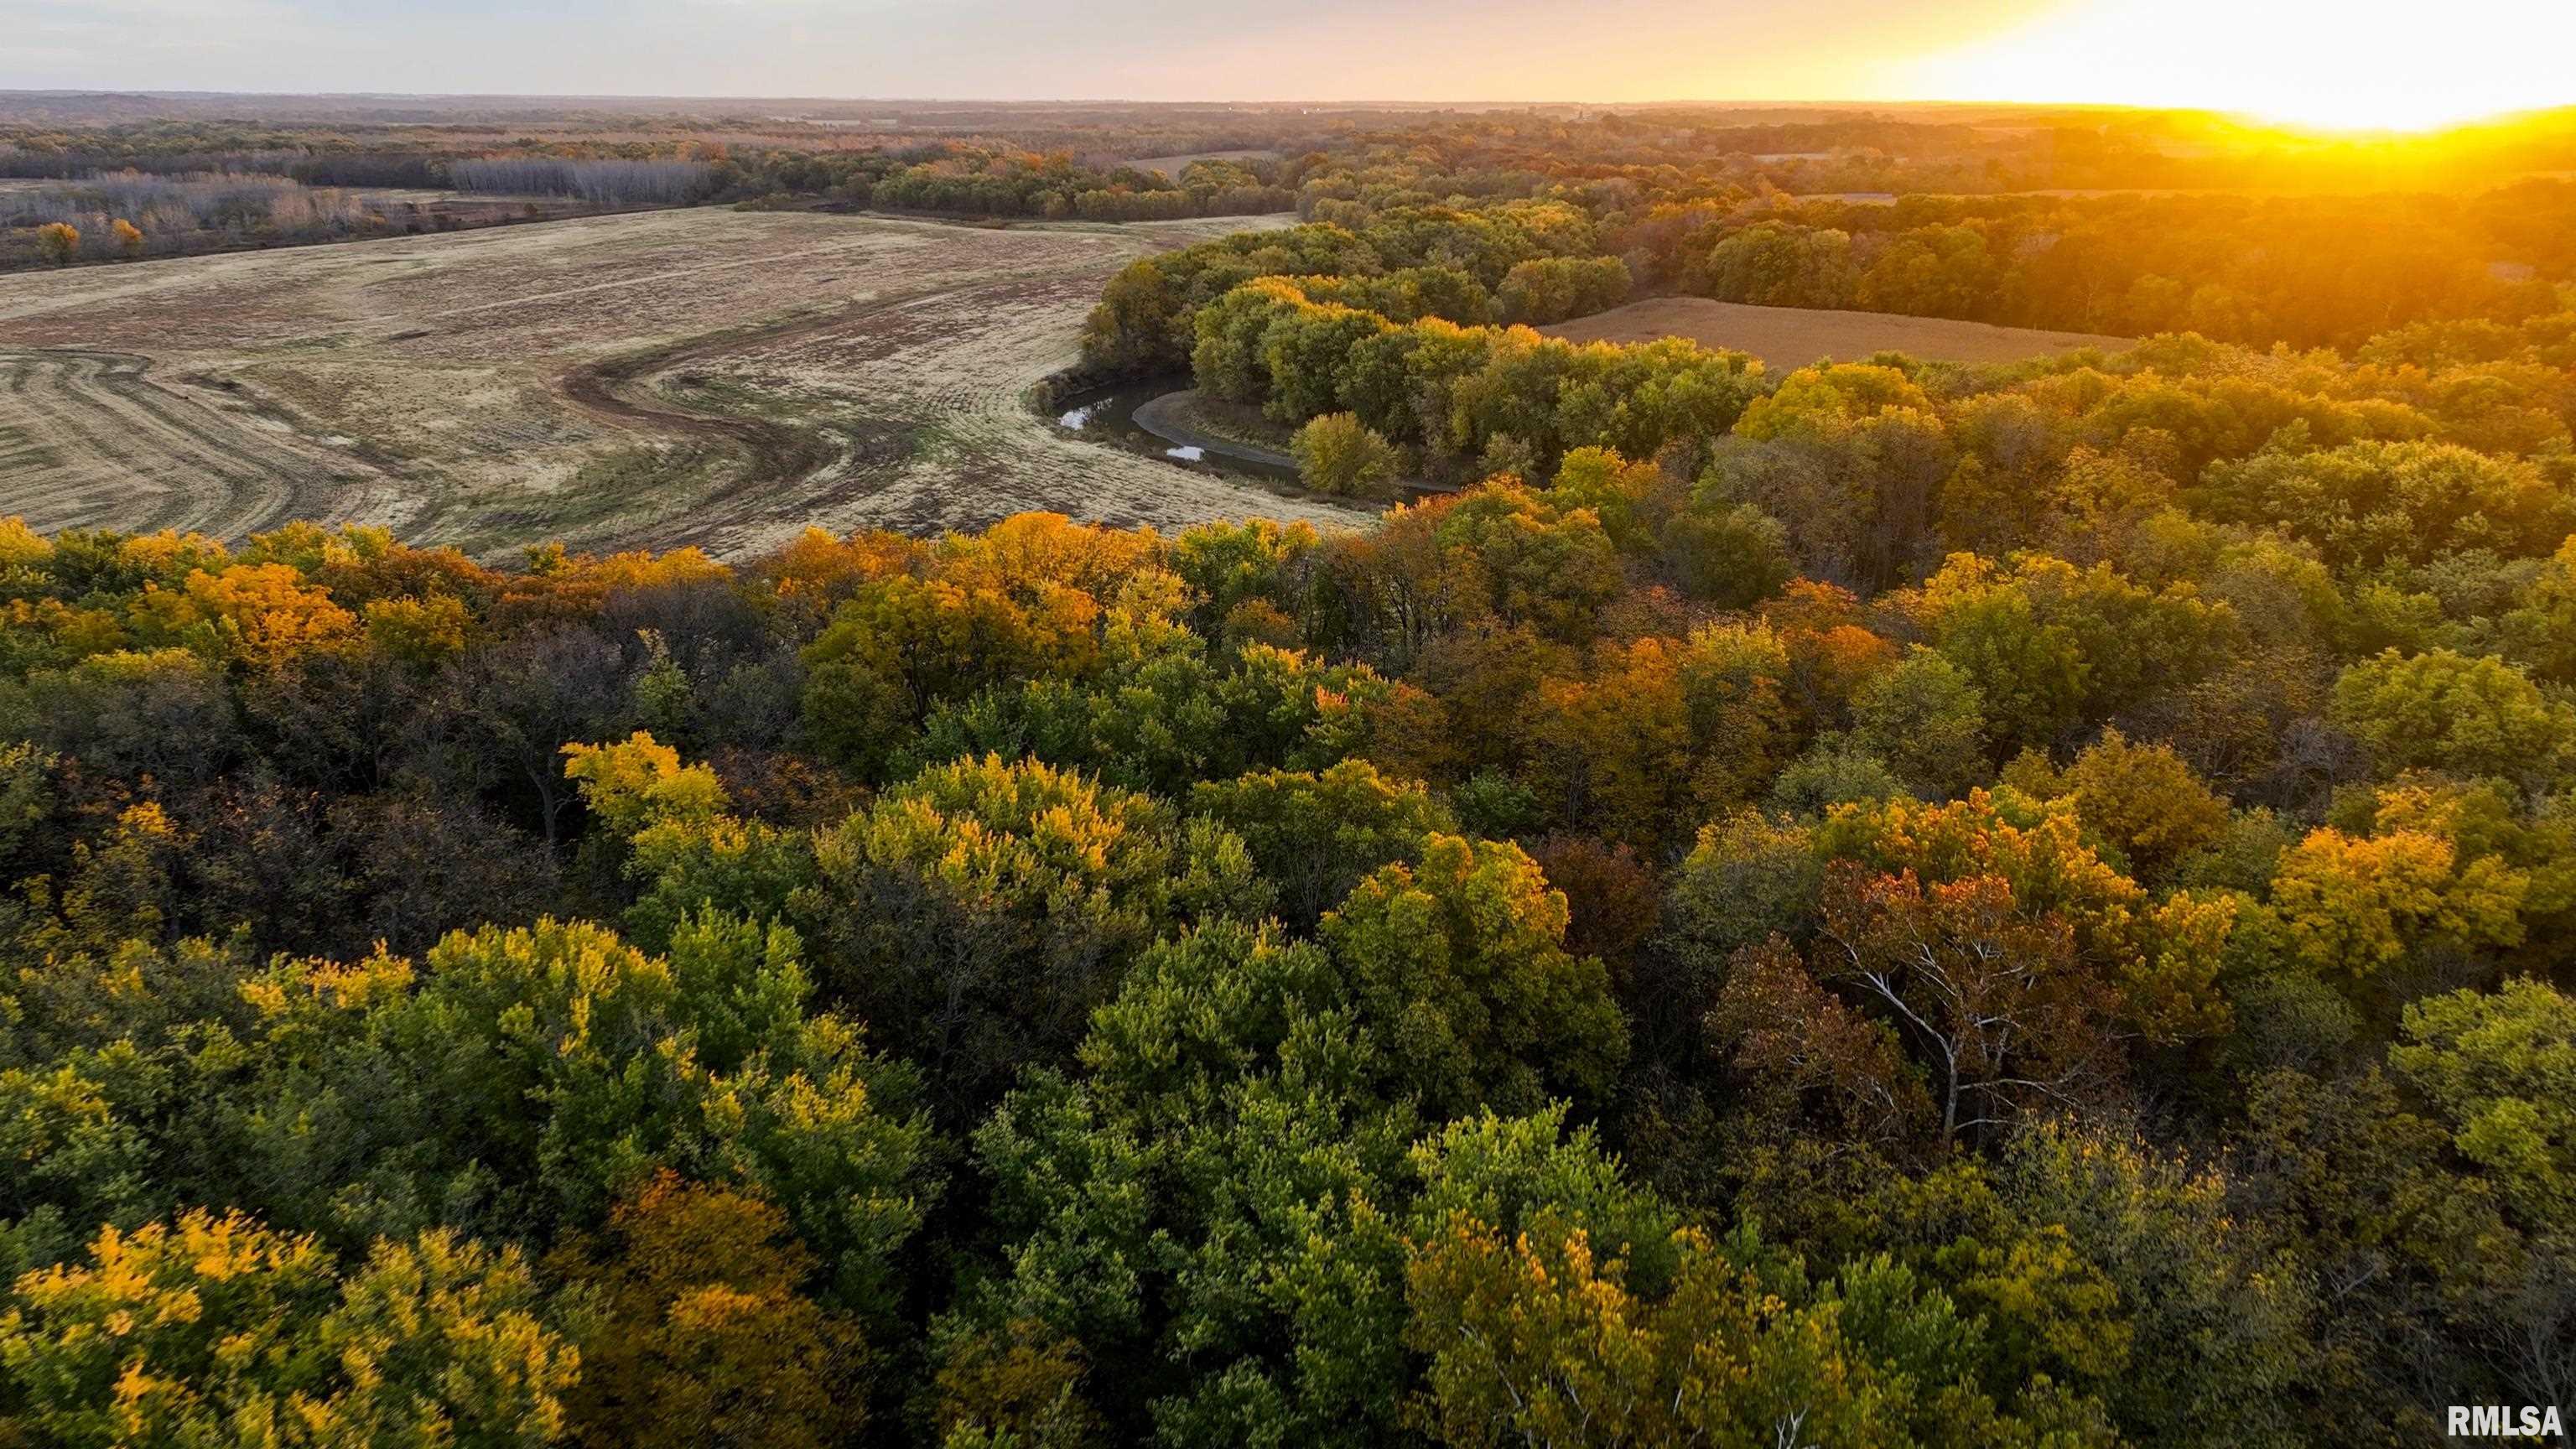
xmin=718 ymin=143 xmax=1301 ymax=221
xmin=4 ymin=278 xmax=2576 ymax=1439
xmin=1287 ymin=104 xmax=2576 ymax=208
xmin=1271 ymin=131 xmax=2576 ymax=353
xmin=449 ymin=156 xmax=720 ymax=207
xmin=0 ymin=138 xmax=1311 ymax=273
xmin=0 ymin=145 xmax=448 ymax=189
xmin=1080 ymin=199 xmax=1613 ymax=374
xmin=0 ymin=171 xmax=509 ymax=268
xmin=1661 ymin=189 xmax=2574 ymax=351
xmin=1078 ymin=171 xmax=2576 ymax=484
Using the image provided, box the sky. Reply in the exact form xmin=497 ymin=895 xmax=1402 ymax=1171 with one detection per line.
xmin=5 ymin=0 xmax=2571 ymax=130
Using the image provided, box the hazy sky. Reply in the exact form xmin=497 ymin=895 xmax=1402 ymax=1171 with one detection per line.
xmin=5 ymin=0 xmax=2569 ymax=126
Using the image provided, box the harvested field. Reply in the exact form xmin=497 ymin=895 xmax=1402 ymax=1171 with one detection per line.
xmin=1124 ymin=148 xmax=1283 ymax=177
xmin=0 ymin=208 xmax=1366 ymax=558
xmin=1542 ymin=297 xmax=2131 ymax=368
xmin=0 ymin=350 xmax=403 ymax=539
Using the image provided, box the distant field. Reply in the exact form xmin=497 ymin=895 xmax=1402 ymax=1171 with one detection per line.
xmin=1124 ymin=148 xmax=1282 ymax=178
xmin=1542 ymin=297 xmax=2130 ymax=367
xmin=0 ymin=208 xmax=1360 ymax=558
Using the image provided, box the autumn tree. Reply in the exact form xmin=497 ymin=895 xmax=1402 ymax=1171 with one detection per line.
xmin=0 ymin=1210 xmax=575 ymax=1447
xmin=2263 ymin=821 xmax=2526 ymax=979
xmin=1291 ymin=412 xmax=1400 ymax=497
xmin=2058 ymin=727 xmax=2231 ymax=884
xmin=803 ymin=753 xmax=1269 ymax=1119
xmin=1769 ymin=865 xmax=2117 ymax=1146
xmin=34 ymin=223 xmax=77 ymax=266
xmin=552 ymin=1172 xmax=865 ymax=1449
xmin=1320 ymin=834 xmax=1628 ymax=1117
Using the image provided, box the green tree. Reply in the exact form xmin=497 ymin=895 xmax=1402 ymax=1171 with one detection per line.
xmin=2198 ymin=439 xmax=2568 ymax=577
xmin=1405 ymin=1110 xmax=2114 ymax=1449
xmin=1291 ymin=413 xmax=1400 ymax=498
xmin=564 ymin=730 xmax=817 ymax=952
xmin=1995 ymin=1122 xmax=2314 ymax=1449
xmin=2329 ymin=647 xmax=2575 ymax=784
xmin=1658 ymin=501 xmax=1794 ymax=607
xmin=804 ymin=754 xmax=1269 ymax=1119
xmin=942 ymin=919 xmax=1419 ymax=1449
xmin=1849 ymin=646 xmax=1989 ymax=798
xmin=2235 ymin=1067 xmax=2532 ymax=1441
xmin=1494 ymin=254 xmax=1629 ymax=325
xmin=1320 ymin=834 xmax=1628 ymax=1116
xmin=192 ymin=915 xmax=931 ymax=1316
xmin=1190 ymin=760 xmax=1454 ymax=927
xmin=2394 ymin=977 xmax=2576 ymax=1231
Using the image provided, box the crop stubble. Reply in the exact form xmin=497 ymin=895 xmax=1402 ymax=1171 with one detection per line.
xmin=0 ymin=208 xmax=1364 ymax=558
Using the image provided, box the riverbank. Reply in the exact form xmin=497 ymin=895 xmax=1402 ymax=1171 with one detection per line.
xmin=1130 ymin=389 xmax=1299 ymax=471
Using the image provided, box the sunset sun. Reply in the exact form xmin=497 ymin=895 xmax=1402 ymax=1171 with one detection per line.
xmin=1909 ymin=0 xmax=2572 ymax=132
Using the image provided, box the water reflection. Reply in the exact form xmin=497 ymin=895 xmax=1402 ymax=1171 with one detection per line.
xmin=1049 ymin=376 xmax=1299 ymax=483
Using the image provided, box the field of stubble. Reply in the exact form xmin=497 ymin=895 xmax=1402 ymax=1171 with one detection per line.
xmin=0 ymin=207 xmax=1365 ymax=558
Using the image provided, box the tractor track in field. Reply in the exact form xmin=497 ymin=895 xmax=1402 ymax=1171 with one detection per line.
xmin=547 ymin=247 xmax=1368 ymax=554
xmin=548 ymin=292 xmax=922 ymax=550
xmin=0 ymin=208 xmax=1367 ymax=557
xmin=0 ymin=347 xmax=398 ymax=540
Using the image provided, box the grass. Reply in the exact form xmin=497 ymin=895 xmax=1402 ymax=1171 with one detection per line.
xmin=448 ymin=439 xmax=730 ymax=556
xmin=1160 ymin=390 xmax=1297 ymax=452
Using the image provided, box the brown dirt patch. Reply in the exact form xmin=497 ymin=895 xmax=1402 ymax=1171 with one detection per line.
xmin=1542 ymin=297 xmax=2131 ymax=369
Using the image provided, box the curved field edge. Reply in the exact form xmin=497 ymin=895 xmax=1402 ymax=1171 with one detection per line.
xmin=0 ymin=208 xmax=1368 ymax=558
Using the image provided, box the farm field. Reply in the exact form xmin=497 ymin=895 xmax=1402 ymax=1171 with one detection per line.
xmin=1124 ymin=148 xmax=1284 ymax=177
xmin=1541 ymin=295 xmax=2131 ymax=366
xmin=0 ymin=207 xmax=1363 ymax=558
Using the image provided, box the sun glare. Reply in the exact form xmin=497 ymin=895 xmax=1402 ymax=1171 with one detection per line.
xmin=1905 ymin=0 xmax=2573 ymax=134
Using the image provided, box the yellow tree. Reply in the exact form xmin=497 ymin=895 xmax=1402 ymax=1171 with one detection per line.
xmin=34 ymin=222 xmax=78 ymax=266
xmin=0 ymin=1210 xmax=575 ymax=1447
xmin=1291 ymin=413 xmax=1400 ymax=497
xmin=1407 ymin=1215 xmax=1909 ymax=1449
xmin=553 ymin=1172 xmax=866 ymax=1449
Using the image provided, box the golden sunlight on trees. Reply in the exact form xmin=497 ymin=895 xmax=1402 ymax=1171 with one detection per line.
xmin=1291 ymin=412 xmax=1400 ymax=497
